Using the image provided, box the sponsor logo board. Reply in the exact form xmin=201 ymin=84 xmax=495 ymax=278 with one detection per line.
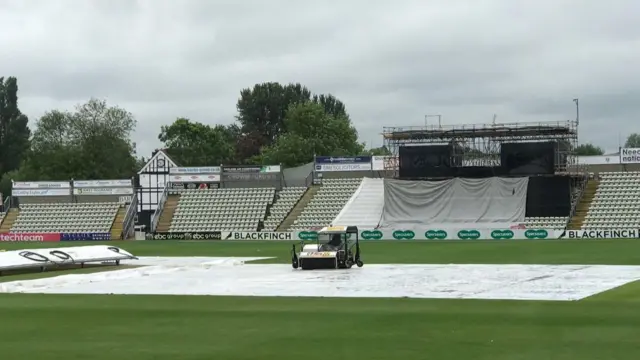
xmin=170 ymin=167 xmax=221 ymax=174
xmin=223 ymin=232 xmax=293 ymax=240
xmin=457 ymin=230 xmax=481 ymax=240
xmin=392 ymin=230 xmax=415 ymax=240
xmin=61 ymin=233 xmax=111 ymax=241
xmin=147 ymin=232 xmax=222 ymax=240
xmin=12 ymin=189 xmax=70 ymax=197
xmin=222 ymin=166 xmax=280 ymax=173
xmin=12 ymin=181 xmax=70 ymax=189
xmin=315 ymin=156 xmax=371 ymax=164
xmin=491 ymin=229 xmax=514 ymax=239
xmin=169 ymin=174 xmax=220 ymax=183
xmin=74 ymin=187 xmax=133 ymax=195
xmin=315 ymin=156 xmax=372 ymax=172
xmin=560 ymin=229 xmax=639 ymax=239
xmin=0 ymin=233 xmax=61 ymax=242
xmin=73 ymin=179 xmax=132 ymax=188
xmin=361 ymin=230 xmax=383 ymax=240
xmin=524 ymin=229 xmax=549 ymax=239
xmin=314 ymin=163 xmax=372 ymax=172
xmin=142 ymin=228 xmax=560 ymax=241
xmin=425 ymin=230 xmax=448 ymax=240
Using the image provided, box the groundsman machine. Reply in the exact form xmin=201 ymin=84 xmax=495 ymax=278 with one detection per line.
xmin=291 ymin=225 xmax=363 ymax=270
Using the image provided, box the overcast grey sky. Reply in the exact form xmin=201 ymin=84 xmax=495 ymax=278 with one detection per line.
xmin=1 ymin=0 xmax=638 ymax=156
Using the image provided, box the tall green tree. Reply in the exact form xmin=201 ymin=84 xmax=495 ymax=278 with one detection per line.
xmin=21 ymin=98 xmax=138 ymax=180
xmin=236 ymin=82 xmax=311 ymax=146
xmin=0 ymin=77 xmax=31 ymax=176
xmin=624 ymin=133 xmax=640 ymax=148
xmin=258 ymin=102 xmax=364 ymax=167
xmin=235 ymin=82 xmax=350 ymax=159
xmin=159 ymin=118 xmax=236 ymax=166
xmin=575 ymin=143 xmax=604 ymax=156
xmin=312 ymin=94 xmax=349 ymax=120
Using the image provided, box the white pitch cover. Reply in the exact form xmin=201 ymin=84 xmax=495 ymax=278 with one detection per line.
xmin=0 ymin=245 xmax=137 ymax=272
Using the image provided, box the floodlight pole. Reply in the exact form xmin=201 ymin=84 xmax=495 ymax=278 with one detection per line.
xmin=573 ymin=98 xmax=579 ymax=125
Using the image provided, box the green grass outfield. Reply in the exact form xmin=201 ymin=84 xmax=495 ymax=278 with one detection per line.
xmin=1 ymin=239 xmax=640 ymax=360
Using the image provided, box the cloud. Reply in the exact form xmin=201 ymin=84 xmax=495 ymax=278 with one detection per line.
xmin=1 ymin=0 xmax=638 ymax=156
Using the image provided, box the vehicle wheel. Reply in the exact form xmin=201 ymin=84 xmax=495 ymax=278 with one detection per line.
xmin=356 ymin=260 xmax=363 ymax=267
xmin=345 ymin=260 xmax=354 ymax=268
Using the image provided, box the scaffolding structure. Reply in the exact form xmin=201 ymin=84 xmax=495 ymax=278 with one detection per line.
xmin=382 ymin=120 xmax=581 ymax=177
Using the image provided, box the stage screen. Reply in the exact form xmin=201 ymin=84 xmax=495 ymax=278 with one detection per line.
xmin=501 ymin=142 xmax=556 ymax=175
xmin=399 ymin=145 xmax=453 ymax=178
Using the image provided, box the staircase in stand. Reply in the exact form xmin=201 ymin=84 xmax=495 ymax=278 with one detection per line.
xmin=109 ymin=205 xmax=127 ymax=240
xmin=155 ymin=195 xmax=180 ymax=233
xmin=567 ymin=180 xmax=600 ymax=230
xmin=0 ymin=208 xmax=19 ymax=233
xmin=277 ymin=186 xmax=318 ymax=231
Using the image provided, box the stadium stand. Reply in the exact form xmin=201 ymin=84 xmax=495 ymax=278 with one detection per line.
xmin=582 ymin=171 xmax=640 ymax=230
xmin=169 ymin=187 xmax=276 ymax=232
xmin=263 ymin=186 xmax=307 ymax=231
xmin=290 ymin=178 xmax=362 ymax=230
xmin=522 ymin=217 xmax=569 ymax=229
xmin=10 ymin=202 xmax=120 ymax=233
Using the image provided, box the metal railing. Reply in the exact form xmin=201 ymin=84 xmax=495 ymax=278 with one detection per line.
xmin=121 ymin=192 xmax=138 ymax=239
xmin=567 ymin=171 xmax=590 ymax=226
xmin=2 ymin=195 xmax=10 ymax=212
xmin=150 ymin=185 xmax=169 ymax=233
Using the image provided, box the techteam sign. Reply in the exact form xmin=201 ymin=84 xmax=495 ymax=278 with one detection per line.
xmin=0 ymin=233 xmax=61 ymax=242
xmin=561 ymin=229 xmax=640 ymax=239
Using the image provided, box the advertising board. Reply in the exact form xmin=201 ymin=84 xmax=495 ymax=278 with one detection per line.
xmin=74 ymin=188 xmax=133 ymax=195
xmin=170 ymin=167 xmax=221 ymax=174
xmin=12 ymin=181 xmax=70 ymax=189
xmin=169 ymin=174 xmax=220 ymax=182
xmin=222 ymin=166 xmax=280 ymax=173
xmin=0 ymin=233 xmax=61 ymax=242
xmin=73 ymin=179 xmax=132 ymax=187
xmin=12 ymin=189 xmax=70 ymax=197
xmin=314 ymin=156 xmax=372 ymax=172
xmin=146 ymin=232 xmax=222 ymax=240
xmin=218 ymin=229 xmax=561 ymax=241
xmin=620 ymin=148 xmax=640 ymax=164
xmin=223 ymin=232 xmax=294 ymax=240
xmin=61 ymin=233 xmax=112 ymax=241
xmin=558 ymin=229 xmax=639 ymax=239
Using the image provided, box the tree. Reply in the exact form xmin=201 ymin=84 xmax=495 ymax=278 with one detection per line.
xmin=259 ymin=102 xmax=364 ymax=167
xmin=235 ymin=82 xmax=350 ymax=159
xmin=312 ymin=94 xmax=349 ymax=120
xmin=575 ymin=143 xmax=604 ymax=156
xmin=624 ymin=133 xmax=640 ymax=148
xmin=0 ymin=77 xmax=31 ymax=176
xmin=159 ymin=118 xmax=236 ymax=166
xmin=21 ymin=98 xmax=138 ymax=180
xmin=365 ymin=146 xmax=391 ymax=156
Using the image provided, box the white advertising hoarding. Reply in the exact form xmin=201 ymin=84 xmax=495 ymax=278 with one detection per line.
xmin=170 ymin=167 xmax=221 ymax=174
xmin=169 ymin=174 xmax=220 ymax=182
xmin=74 ymin=179 xmax=132 ymax=187
xmin=74 ymin=188 xmax=134 ymax=195
xmin=13 ymin=189 xmax=70 ymax=196
xmin=620 ymin=148 xmax=640 ymax=164
xmin=12 ymin=181 xmax=70 ymax=189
